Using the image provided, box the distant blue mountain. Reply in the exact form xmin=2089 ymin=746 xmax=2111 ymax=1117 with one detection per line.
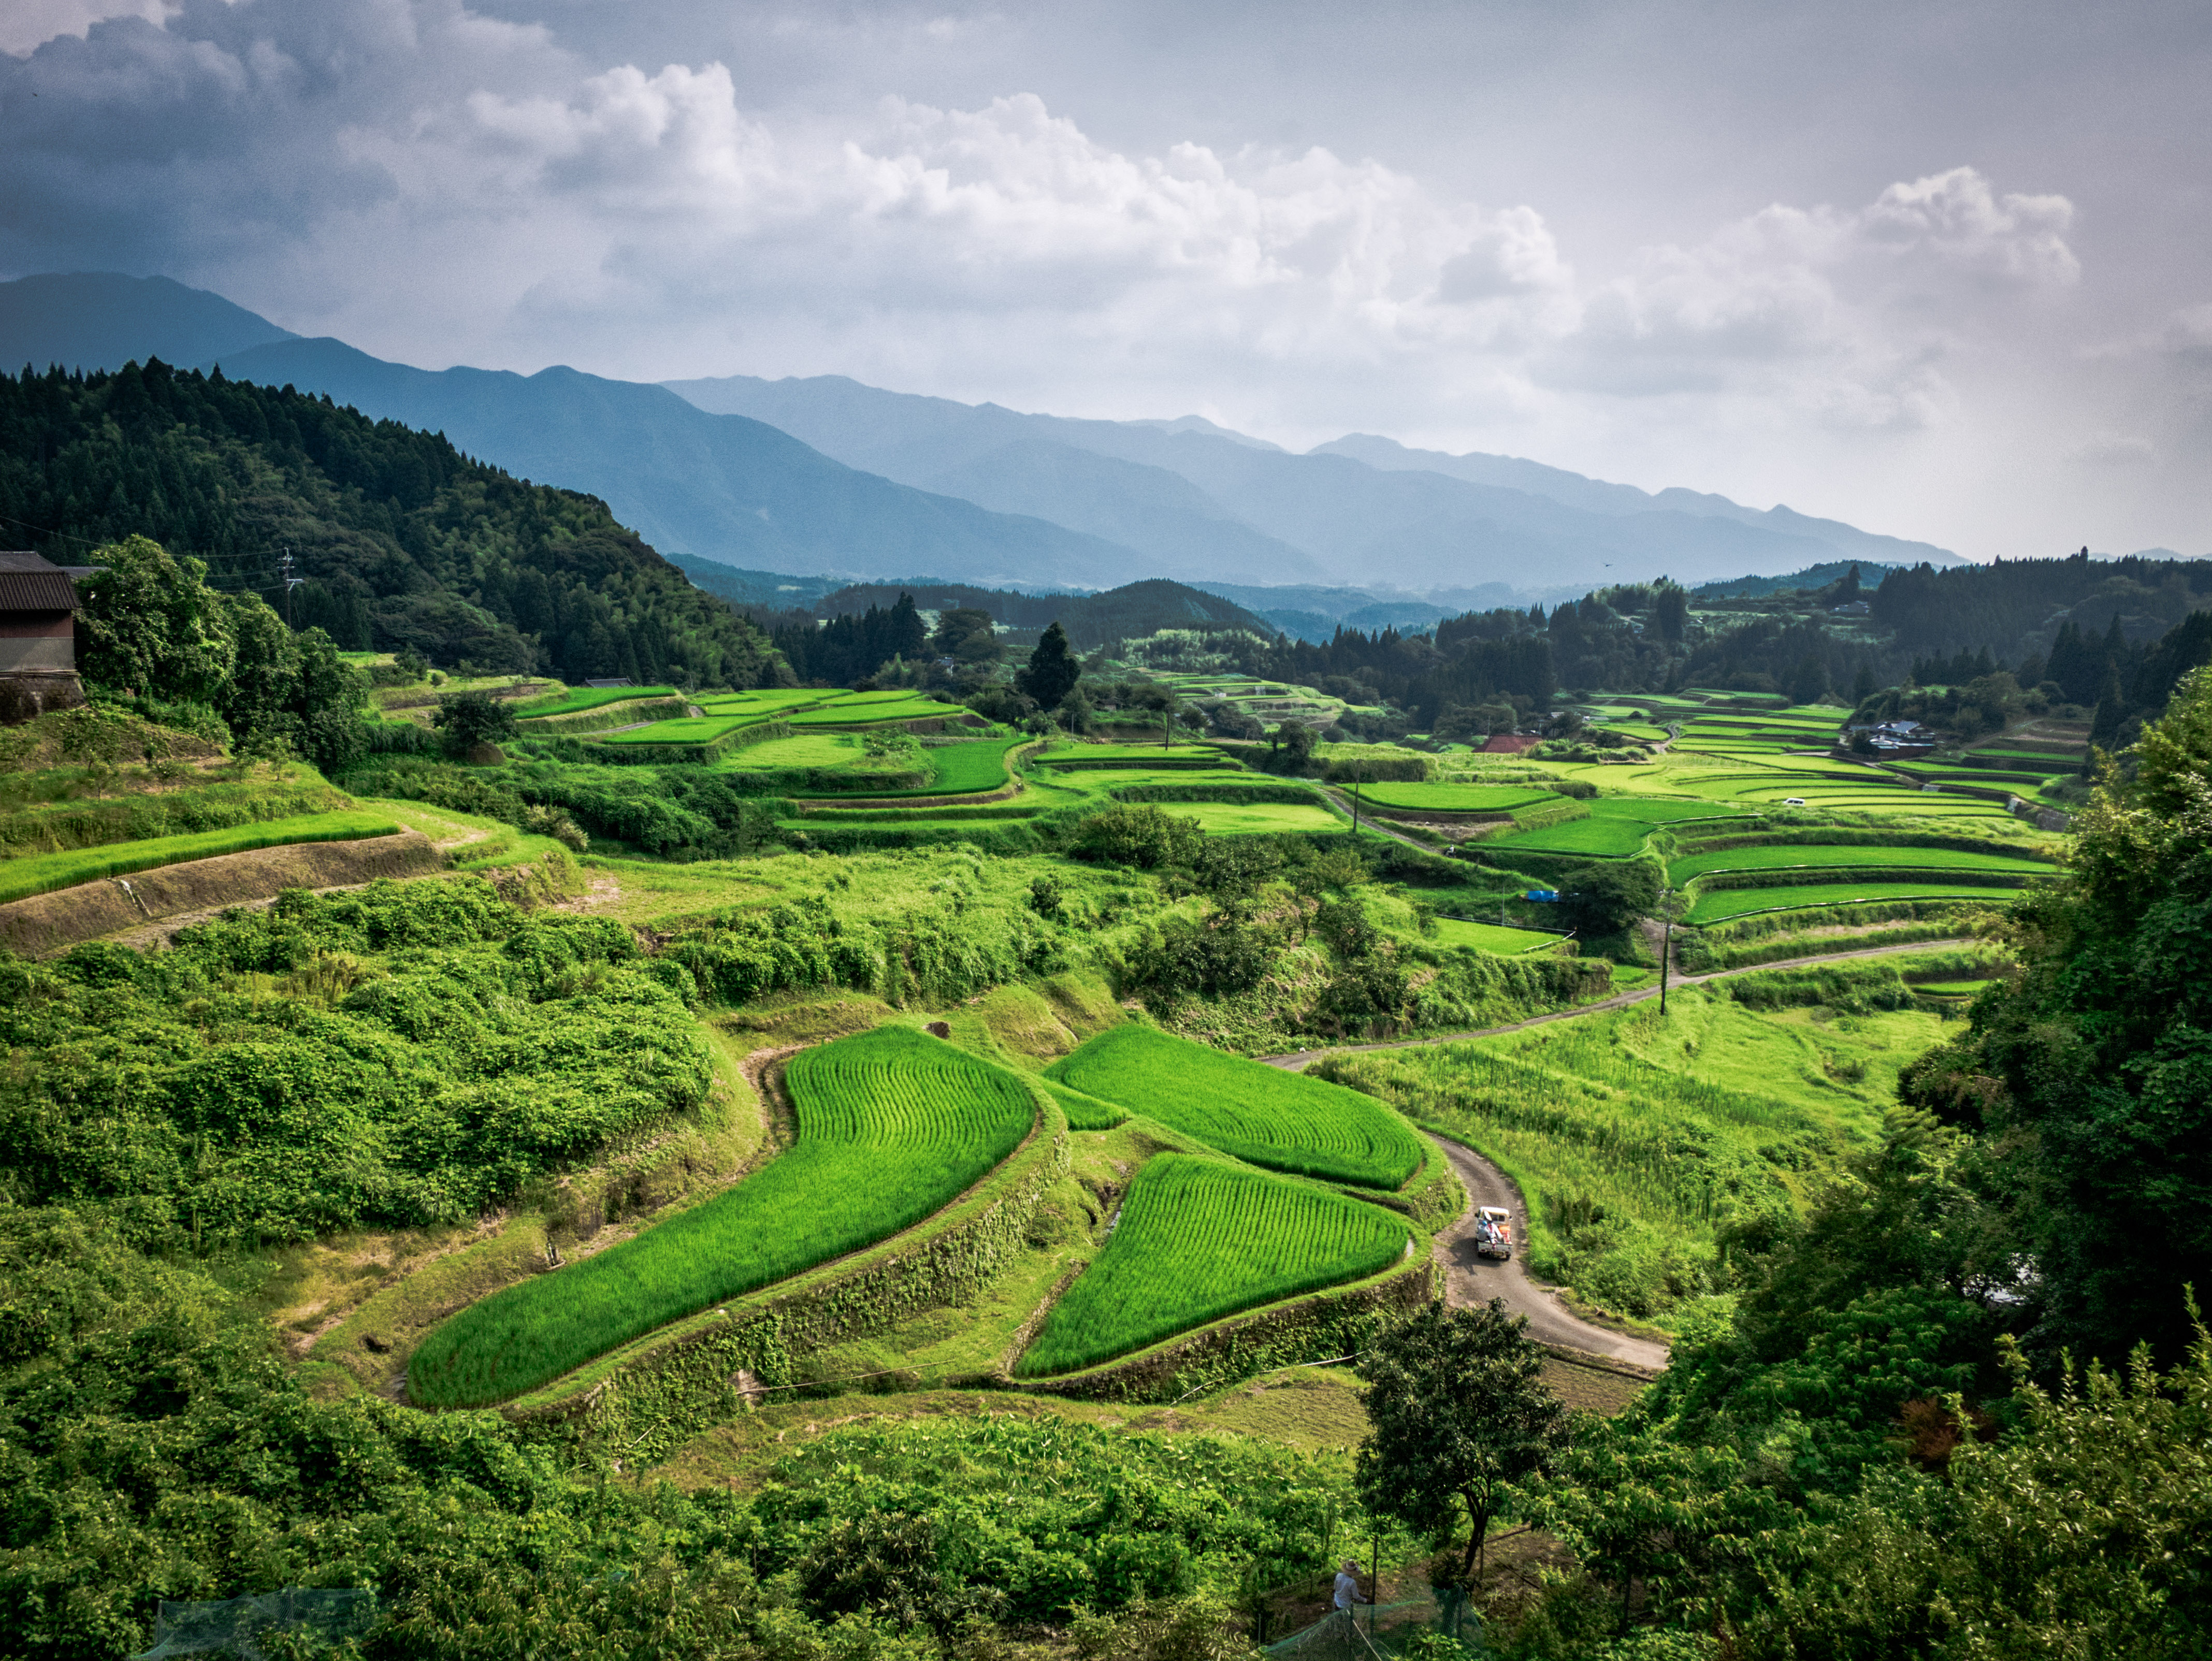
xmin=199 ymin=337 xmax=1146 ymax=589
xmin=1 ymin=270 xmax=1967 ymax=603
xmin=0 ymin=272 xmax=296 ymax=373
xmin=668 ymin=373 xmax=1960 ymax=593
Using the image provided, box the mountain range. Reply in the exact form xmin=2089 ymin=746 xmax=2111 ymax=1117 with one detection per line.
xmin=3 ymin=272 xmax=1964 ymax=603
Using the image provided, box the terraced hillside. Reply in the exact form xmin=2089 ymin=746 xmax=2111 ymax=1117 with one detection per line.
xmin=408 ymin=1026 xmax=1039 ymax=1407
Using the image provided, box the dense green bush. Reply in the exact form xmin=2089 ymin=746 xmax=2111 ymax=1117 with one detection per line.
xmin=0 ymin=879 xmax=709 ymax=1246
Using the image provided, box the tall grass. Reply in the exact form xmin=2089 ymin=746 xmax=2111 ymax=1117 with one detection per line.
xmin=1016 ymin=1154 xmax=1410 ymax=1375
xmin=408 ymin=1026 xmax=1036 ymax=1407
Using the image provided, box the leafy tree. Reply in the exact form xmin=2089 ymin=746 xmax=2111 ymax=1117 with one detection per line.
xmin=1017 ymin=619 xmax=1082 ymax=708
xmin=432 ymin=691 xmax=521 ymax=757
xmin=1554 ymin=859 xmax=1662 ymax=940
xmin=1902 ymin=663 xmax=2212 ymax=1367
xmin=1355 ymin=1300 xmax=1568 ymax=1576
xmin=1653 ymin=584 xmax=1689 ymax=645
xmin=73 ymin=533 xmax=235 ymax=704
xmin=1069 ymin=803 xmax=1205 ymax=869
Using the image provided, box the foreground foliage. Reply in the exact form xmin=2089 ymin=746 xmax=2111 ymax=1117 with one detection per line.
xmin=0 ymin=879 xmax=710 ymax=1248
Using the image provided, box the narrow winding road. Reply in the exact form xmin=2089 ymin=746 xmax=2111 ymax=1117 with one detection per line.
xmin=1263 ymin=936 xmax=1971 ymax=1371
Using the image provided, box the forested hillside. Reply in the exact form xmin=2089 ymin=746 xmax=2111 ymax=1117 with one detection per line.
xmin=0 ymin=360 xmax=782 ymax=688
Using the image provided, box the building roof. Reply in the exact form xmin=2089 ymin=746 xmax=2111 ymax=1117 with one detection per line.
xmin=0 ymin=551 xmax=82 ymax=613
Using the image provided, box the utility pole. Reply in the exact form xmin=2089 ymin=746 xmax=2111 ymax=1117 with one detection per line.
xmin=1659 ymin=886 xmax=1673 ymax=1017
xmin=279 ymin=546 xmax=300 ymax=629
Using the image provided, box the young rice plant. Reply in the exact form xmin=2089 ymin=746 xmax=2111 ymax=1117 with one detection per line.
xmin=408 ymin=1024 xmax=1037 ymax=1407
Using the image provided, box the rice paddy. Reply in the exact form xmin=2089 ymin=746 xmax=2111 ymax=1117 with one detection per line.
xmin=1684 ymin=877 xmax=2032 ymax=925
xmin=1667 ymin=843 xmax=2056 ymax=884
xmin=1358 ymin=782 xmax=1556 ymax=813
xmin=514 ymin=685 xmax=678 ymax=718
xmin=1046 ymin=1025 xmax=1424 ymax=1189
xmin=0 ymin=811 xmax=403 ymax=905
xmin=1015 ymin=1154 xmax=1412 ymax=1375
xmin=598 ymin=715 xmax=755 ymax=745
xmin=1430 ymin=917 xmax=1567 ymax=955
xmin=407 ymin=1026 xmax=1038 ymax=1407
xmin=1487 ymin=796 xmax=1751 ymax=856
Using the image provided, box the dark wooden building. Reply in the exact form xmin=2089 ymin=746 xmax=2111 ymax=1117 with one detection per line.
xmin=0 ymin=551 xmax=91 ymax=723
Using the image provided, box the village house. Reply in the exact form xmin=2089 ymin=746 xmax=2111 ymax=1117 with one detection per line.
xmin=0 ymin=550 xmax=94 ymax=723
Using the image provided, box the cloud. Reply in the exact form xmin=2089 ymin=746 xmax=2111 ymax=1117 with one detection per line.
xmin=2065 ymin=434 xmax=2156 ymax=467
xmin=0 ymin=0 xmax=2118 ymax=545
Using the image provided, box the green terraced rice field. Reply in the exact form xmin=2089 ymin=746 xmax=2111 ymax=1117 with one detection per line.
xmin=1042 ymin=1078 xmax=1130 ymax=1130
xmin=1913 ymin=978 xmax=2003 ymax=997
xmin=1489 ymin=796 xmax=1751 ymax=855
xmin=1668 ymin=844 xmax=2055 ymax=883
xmin=407 ymin=1026 xmax=1037 ymax=1407
xmin=786 ymin=737 xmax=1025 ymax=798
xmin=1170 ymin=801 xmax=1345 ymax=835
xmin=717 ymin=733 xmax=871 ymax=769
xmin=1015 ymin=1154 xmax=1412 ymax=1375
xmin=598 ymin=715 xmax=756 ymax=745
xmin=515 ymin=685 xmax=677 ymax=718
xmin=1432 ymin=917 xmax=1566 ymax=954
xmin=693 ymin=689 xmax=834 ymax=716
xmin=1047 ymin=1025 xmax=1424 ymax=1188
xmin=787 ymin=697 xmax=962 ymax=726
xmin=0 ymin=812 xmax=402 ymax=905
xmin=1360 ymin=782 xmax=1555 ymax=813
xmin=1685 ymin=879 xmax=2027 ymax=925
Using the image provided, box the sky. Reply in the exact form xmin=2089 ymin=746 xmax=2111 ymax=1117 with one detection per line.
xmin=3 ymin=0 xmax=2207 ymax=563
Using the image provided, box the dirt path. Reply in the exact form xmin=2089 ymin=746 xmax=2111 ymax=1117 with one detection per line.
xmin=1260 ymin=936 xmax=1973 ymax=1068
xmin=1426 ymin=1132 xmax=1671 ymax=1370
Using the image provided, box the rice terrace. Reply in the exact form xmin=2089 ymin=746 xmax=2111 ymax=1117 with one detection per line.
xmin=6 ymin=103 xmax=2209 ymax=1652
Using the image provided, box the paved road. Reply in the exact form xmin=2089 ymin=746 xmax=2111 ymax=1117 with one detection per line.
xmin=1426 ymin=1131 xmax=1671 ymax=1370
xmin=1263 ymin=934 xmax=1973 ymax=1373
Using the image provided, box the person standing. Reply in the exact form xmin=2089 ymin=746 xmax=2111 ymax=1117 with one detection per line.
xmin=1334 ymin=1558 xmax=1370 ymax=1626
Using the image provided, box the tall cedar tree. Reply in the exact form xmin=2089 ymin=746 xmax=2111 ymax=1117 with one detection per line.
xmin=1017 ymin=620 xmax=1081 ymax=708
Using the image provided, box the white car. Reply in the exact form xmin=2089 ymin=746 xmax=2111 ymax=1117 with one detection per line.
xmin=1783 ymin=797 xmax=1807 ymax=806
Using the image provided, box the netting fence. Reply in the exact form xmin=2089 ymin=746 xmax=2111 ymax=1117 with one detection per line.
xmin=1266 ymin=1585 xmax=1488 ymax=1659
xmin=130 ymin=1588 xmax=378 ymax=1659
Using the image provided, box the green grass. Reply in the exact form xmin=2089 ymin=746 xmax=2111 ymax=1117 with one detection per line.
xmin=1669 ymin=844 xmax=2054 ymax=884
xmin=1313 ymin=984 xmax=1948 ymax=1325
xmin=1431 ymin=917 xmax=1565 ymax=955
xmin=0 ymin=812 xmax=403 ymax=905
xmin=515 ymin=685 xmax=677 ymax=718
xmin=1686 ymin=878 xmax=2029 ymax=925
xmin=1359 ymin=782 xmax=1555 ymax=813
xmin=598 ymin=715 xmax=757 ymax=746
xmin=787 ymin=700 xmax=962 ymax=727
xmin=1912 ymin=978 xmax=2002 ymax=997
xmin=407 ymin=1026 xmax=1037 ymax=1407
xmin=1015 ymin=1154 xmax=1411 ymax=1375
xmin=1047 ymin=1026 xmax=1424 ymax=1189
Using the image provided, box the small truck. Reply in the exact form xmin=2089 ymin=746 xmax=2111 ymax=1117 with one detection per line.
xmin=1473 ymin=1206 xmax=1514 ymax=1261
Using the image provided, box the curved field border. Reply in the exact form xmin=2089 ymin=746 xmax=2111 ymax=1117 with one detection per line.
xmin=501 ymin=1071 xmax=1071 ymax=1452
xmin=785 ymin=739 xmax=1046 ymax=809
